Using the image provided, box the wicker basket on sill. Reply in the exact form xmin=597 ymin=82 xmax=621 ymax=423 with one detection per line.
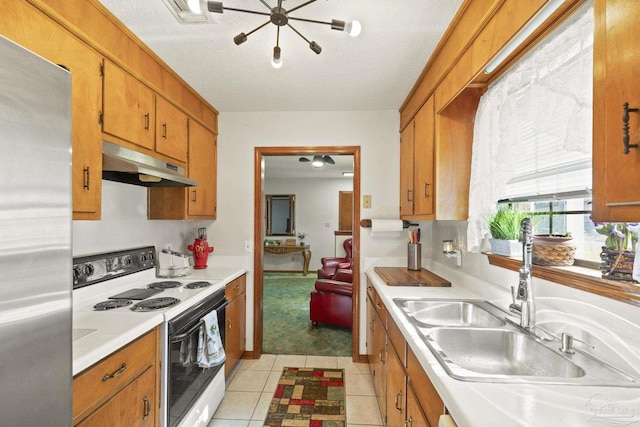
xmin=532 ymin=235 xmax=576 ymax=266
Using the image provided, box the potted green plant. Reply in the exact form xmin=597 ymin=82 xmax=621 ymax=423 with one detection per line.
xmin=486 ymin=208 xmax=529 ymax=257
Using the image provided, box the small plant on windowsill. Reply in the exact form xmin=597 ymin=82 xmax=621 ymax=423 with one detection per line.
xmin=297 ymin=232 xmax=306 ymax=246
xmin=593 ymin=221 xmax=639 ymax=282
xmin=486 ymin=208 xmax=530 ymax=257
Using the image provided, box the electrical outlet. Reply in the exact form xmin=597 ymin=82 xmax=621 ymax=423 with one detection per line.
xmin=363 ymin=195 xmax=372 ymax=208
xmin=244 ymin=240 xmax=252 ymax=253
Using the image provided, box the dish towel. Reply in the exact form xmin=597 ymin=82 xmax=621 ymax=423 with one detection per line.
xmin=197 ymin=310 xmax=226 ymax=369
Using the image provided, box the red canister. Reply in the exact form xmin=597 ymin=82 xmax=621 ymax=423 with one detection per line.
xmin=188 ymin=238 xmax=214 ymax=269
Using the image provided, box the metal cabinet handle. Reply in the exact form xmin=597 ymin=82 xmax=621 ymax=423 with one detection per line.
xmin=83 ymin=166 xmax=90 ymax=190
xmin=623 ymin=102 xmax=639 ymax=154
xmin=192 ymin=189 xmax=197 ymax=202
xmin=144 ymin=113 xmax=150 ymax=131
xmin=424 ymin=182 xmax=430 ymax=198
xmin=379 ymin=349 xmax=386 ymax=363
xmin=406 ymin=189 xmax=413 ymax=202
xmin=162 ymin=123 xmax=167 ymax=139
xmin=143 ymin=395 xmax=150 ymax=420
xmin=228 ymin=319 xmax=232 ymax=330
xmin=234 ymin=284 xmax=240 ymax=290
xmin=404 ymin=416 xmax=413 ymax=426
xmin=102 ymin=363 xmax=126 ymax=382
xmin=395 ymin=390 xmax=403 ymax=412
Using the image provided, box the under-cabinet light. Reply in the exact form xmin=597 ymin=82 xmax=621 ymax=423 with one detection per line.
xmin=485 ymin=0 xmax=565 ymax=74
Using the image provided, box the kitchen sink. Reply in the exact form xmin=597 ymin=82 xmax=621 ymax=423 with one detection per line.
xmin=427 ymin=327 xmax=585 ymax=378
xmin=394 ymin=298 xmax=505 ymax=328
xmin=392 ymin=297 xmax=640 ymax=387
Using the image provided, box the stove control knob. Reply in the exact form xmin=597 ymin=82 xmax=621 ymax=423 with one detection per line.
xmin=73 ymin=266 xmax=81 ymax=281
xmin=83 ymin=263 xmax=95 ymax=277
xmin=138 ymin=253 xmax=146 ymax=263
xmin=122 ymin=256 xmax=132 ymax=267
xmin=147 ymin=251 xmax=155 ymax=261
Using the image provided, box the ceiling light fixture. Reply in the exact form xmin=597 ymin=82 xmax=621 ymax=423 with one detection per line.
xmin=342 ymin=171 xmax=354 ymax=177
xmin=205 ymin=0 xmax=361 ymax=68
xmin=485 ymin=0 xmax=564 ymax=74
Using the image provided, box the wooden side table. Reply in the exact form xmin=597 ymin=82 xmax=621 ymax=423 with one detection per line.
xmin=264 ymin=244 xmax=311 ymax=275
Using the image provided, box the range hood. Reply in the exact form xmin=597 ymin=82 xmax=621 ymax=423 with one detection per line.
xmin=102 ymin=141 xmax=197 ymax=187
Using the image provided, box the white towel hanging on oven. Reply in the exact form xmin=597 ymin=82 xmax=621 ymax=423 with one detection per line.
xmin=197 ymin=310 xmax=226 ymax=368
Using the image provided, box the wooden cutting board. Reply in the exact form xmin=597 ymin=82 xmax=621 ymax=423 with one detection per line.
xmin=374 ymin=267 xmax=451 ymax=287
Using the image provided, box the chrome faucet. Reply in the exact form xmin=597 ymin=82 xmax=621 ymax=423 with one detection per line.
xmin=509 ymin=218 xmax=535 ymax=330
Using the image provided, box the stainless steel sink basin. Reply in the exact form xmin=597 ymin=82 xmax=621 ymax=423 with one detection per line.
xmin=427 ymin=327 xmax=585 ymax=378
xmin=392 ymin=298 xmax=640 ymax=387
xmin=394 ymin=298 xmax=505 ymax=328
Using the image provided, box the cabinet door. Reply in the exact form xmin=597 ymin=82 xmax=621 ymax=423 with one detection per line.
xmin=386 ymin=345 xmax=406 ymax=427
xmin=372 ymin=310 xmax=387 ymax=423
xmin=0 ymin=0 xmax=103 ymax=219
xmin=155 ymin=96 xmax=188 ymax=162
xmin=224 ymin=277 xmax=246 ymax=377
xmin=593 ymin=0 xmax=640 ymax=221
xmin=406 ymin=382 xmax=430 ymax=427
xmin=413 ymin=96 xmax=435 ymax=216
xmin=188 ymin=120 xmax=217 ymax=217
xmin=77 ymin=367 xmax=156 ymax=427
xmin=102 ymin=60 xmax=155 ymax=151
xmin=366 ymin=285 xmax=376 ymax=377
xmin=400 ymin=120 xmax=415 ymax=217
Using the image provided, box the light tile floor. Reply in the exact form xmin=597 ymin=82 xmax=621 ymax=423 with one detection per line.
xmin=208 ymin=354 xmax=384 ymax=427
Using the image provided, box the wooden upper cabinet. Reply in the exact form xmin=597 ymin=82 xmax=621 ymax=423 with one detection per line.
xmin=0 ymin=0 xmax=103 ymax=220
xmin=102 ymin=60 xmax=155 ymax=151
xmin=155 ymin=96 xmax=188 ymax=162
xmin=593 ymin=0 xmax=640 ymax=221
xmin=413 ymin=96 xmax=435 ymax=217
xmin=400 ymin=120 xmax=415 ymax=217
xmin=188 ymin=120 xmax=217 ymax=217
xmin=400 ymin=96 xmax=435 ymax=219
xmin=148 ymin=118 xmax=217 ymax=220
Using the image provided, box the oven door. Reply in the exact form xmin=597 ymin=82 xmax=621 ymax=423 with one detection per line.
xmin=167 ymin=294 xmax=227 ymax=427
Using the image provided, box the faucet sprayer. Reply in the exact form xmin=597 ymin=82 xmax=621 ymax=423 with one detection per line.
xmin=509 ymin=217 xmax=535 ymax=330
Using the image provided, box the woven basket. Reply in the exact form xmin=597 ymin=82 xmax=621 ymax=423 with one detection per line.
xmin=532 ymin=242 xmax=576 ymax=266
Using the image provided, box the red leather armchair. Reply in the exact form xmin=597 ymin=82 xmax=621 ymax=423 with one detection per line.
xmin=317 ymin=238 xmax=353 ymax=279
xmin=310 ymin=269 xmax=353 ymax=329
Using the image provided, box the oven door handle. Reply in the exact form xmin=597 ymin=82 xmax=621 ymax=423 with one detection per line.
xmin=170 ymin=299 xmax=229 ymax=343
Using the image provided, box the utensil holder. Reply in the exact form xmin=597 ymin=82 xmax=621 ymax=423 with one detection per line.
xmin=408 ymin=243 xmax=421 ymax=271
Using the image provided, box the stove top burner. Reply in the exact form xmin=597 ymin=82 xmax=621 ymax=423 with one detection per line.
xmin=94 ymin=299 xmax=133 ymax=310
xmin=147 ymin=281 xmax=182 ymax=289
xmin=130 ymin=297 xmax=181 ymax=312
xmin=184 ymin=281 xmax=212 ymax=289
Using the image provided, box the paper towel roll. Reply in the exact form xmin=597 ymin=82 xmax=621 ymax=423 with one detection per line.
xmin=370 ymin=219 xmax=404 ymax=233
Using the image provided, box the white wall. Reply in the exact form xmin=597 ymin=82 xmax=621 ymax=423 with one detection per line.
xmin=264 ymin=177 xmax=352 ymax=272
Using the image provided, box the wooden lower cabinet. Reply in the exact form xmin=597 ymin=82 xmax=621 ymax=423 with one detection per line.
xmin=367 ymin=282 xmax=388 ymax=422
xmin=366 ymin=286 xmax=449 ymax=426
xmin=76 ymin=367 xmax=155 ymax=427
xmin=406 ymin=381 xmax=430 ymax=427
xmin=225 ymin=274 xmax=246 ymax=377
xmin=73 ymin=328 xmax=159 ymax=426
xmin=386 ymin=344 xmax=406 ymax=426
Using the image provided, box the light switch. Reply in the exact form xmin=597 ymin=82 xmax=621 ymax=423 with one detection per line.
xmin=363 ymin=195 xmax=372 ymax=208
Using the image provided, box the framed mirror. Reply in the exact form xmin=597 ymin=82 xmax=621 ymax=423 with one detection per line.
xmin=266 ymin=195 xmax=295 ymax=236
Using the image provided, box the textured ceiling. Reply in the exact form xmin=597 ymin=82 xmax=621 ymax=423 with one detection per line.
xmin=98 ymin=0 xmax=463 ymax=112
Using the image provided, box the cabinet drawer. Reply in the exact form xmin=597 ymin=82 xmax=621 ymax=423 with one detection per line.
xmin=73 ymin=329 xmax=157 ymax=423
xmin=225 ymin=275 xmax=246 ymax=301
xmin=387 ymin=315 xmax=406 ymax=366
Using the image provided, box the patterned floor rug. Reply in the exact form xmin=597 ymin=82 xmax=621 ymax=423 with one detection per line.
xmin=264 ymin=367 xmax=346 ymax=427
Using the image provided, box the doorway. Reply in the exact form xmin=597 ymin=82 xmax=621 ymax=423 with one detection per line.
xmin=253 ymin=146 xmax=361 ymax=361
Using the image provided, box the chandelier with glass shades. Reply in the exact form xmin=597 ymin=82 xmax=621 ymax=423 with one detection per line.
xmin=188 ymin=0 xmax=361 ymax=68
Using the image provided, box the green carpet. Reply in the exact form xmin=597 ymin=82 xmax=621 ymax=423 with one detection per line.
xmin=263 ymin=272 xmax=352 ymax=356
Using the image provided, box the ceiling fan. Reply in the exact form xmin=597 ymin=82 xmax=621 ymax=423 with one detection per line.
xmin=299 ymin=155 xmax=335 ymax=167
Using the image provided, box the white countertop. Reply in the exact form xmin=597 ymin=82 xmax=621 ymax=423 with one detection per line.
xmin=366 ymin=267 xmax=640 ymax=427
xmin=72 ymin=267 xmax=247 ymax=376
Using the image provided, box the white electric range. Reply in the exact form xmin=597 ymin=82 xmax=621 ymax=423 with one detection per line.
xmin=72 ymin=246 xmax=246 ymax=427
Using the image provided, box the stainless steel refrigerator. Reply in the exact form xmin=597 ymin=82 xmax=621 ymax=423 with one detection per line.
xmin=0 ymin=35 xmax=72 ymax=425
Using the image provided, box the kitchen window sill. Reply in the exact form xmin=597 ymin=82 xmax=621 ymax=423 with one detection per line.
xmin=484 ymin=253 xmax=640 ymax=307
